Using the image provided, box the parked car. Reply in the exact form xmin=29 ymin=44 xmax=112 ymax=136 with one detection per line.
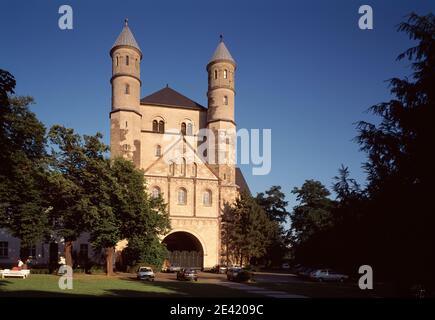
xmin=168 ymin=264 xmax=181 ymax=273
xmin=137 ymin=267 xmax=155 ymax=281
xmin=227 ymin=267 xmax=253 ymax=282
xmin=177 ymin=268 xmax=198 ymax=281
xmin=210 ymin=265 xmax=227 ymax=274
xmin=281 ymin=263 xmax=290 ymax=270
xmin=299 ymin=267 xmax=316 ymax=278
xmin=309 ymin=269 xmax=349 ymax=282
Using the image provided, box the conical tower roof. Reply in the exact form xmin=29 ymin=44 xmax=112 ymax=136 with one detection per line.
xmin=111 ymin=19 xmax=142 ymax=57
xmin=208 ymin=35 xmax=236 ymax=67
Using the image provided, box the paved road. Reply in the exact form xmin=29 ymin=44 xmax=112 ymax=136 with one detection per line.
xmin=156 ymin=271 xmax=308 ymax=298
xmin=155 ymin=271 xmax=381 ymax=298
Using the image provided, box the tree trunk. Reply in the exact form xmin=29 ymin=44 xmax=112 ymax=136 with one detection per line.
xmin=64 ymin=241 xmax=73 ymax=267
xmin=106 ymin=247 xmax=114 ymax=276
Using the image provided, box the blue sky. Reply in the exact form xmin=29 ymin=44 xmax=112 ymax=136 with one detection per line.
xmin=1 ymin=0 xmax=433 ymax=208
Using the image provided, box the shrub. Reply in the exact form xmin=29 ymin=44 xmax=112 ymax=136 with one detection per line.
xmin=88 ymin=265 xmax=105 ymax=274
xmin=30 ymin=268 xmax=50 ymax=274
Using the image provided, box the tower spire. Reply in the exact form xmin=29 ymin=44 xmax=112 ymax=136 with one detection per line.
xmin=124 ymin=18 xmax=128 ymax=26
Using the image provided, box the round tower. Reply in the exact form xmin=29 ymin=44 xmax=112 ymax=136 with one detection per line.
xmin=109 ymin=19 xmax=142 ymax=166
xmin=206 ymin=35 xmax=237 ymax=185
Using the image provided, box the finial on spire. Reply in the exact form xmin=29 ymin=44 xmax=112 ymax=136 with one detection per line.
xmin=166 ymin=83 xmax=169 ymax=88
xmin=219 ymin=34 xmax=223 ymax=42
xmin=124 ymin=18 xmax=128 ymax=26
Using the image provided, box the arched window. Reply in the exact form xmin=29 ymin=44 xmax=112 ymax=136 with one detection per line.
xmin=155 ymin=145 xmax=161 ymax=157
xmin=214 ymin=70 xmax=218 ymax=79
xmin=187 ymin=123 xmax=193 ymax=136
xmin=152 ymin=120 xmax=158 ymax=132
xmin=116 ymin=56 xmax=119 ymax=66
xmin=125 ymin=84 xmax=130 ymax=95
xmin=178 ymin=188 xmax=187 ymax=205
xmin=158 ymin=120 xmax=165 ymax=133
xmin=203 ymin=190 xmax=212 ymax=206
xmin=151 ymin=186 xmax=160 ymax=199
xmin=224 ymin=69 xmax=228 ymax=79
xmin=126 ymin=55 xmax=129 ymax=65
xmin=181 ymin=122 xmax=186 ymax=135
xmin=223 ymin=96 xmax=228 ymax=105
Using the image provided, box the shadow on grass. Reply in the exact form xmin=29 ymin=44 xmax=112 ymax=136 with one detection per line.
xmin=0 ymin=276 xmax=259 ymax=298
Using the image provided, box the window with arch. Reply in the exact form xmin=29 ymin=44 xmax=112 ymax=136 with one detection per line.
xmin=125 ymin=84 xmax=130 ymax=95
xmin=152 ymin=120 xmax=158 ymax=132
xmin=223 ymin=95 xmax=228 ymax=105
xmin=116 ymin=56 xmax=119 ymax=66
xmin=155 ymin=145 xmax=161 ymax=157
xmin=151 ymin=186 xmax=161 ymax=199
xmin=214 ymin=70 xmax=218 ymax=79
xmin=178 ymin=188 xmax=187 ymax=205
xmin=126 ymin=55 xmax=129 ymax=65
xmin=187 ymin=123 xmax=193 ymax=136
xmin=181 ymin=122 xmax=186 ymax=135
xmin=158 ymin=120 xmax=165 ymax=133
xmin=203 ymin=190 xmax=212 ymax=206
xmin=224 ymin=69 xmax=228 ymax=79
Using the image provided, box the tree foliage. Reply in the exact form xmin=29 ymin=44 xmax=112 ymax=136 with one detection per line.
xmin=0 ymin=71 xmax=49 ymax=250
xmin=222 ymin=192 xmax=273 ymax=265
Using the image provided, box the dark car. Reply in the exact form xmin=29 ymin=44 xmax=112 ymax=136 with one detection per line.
xmin=176 ymin=268 xmax=198 ymax=281
xmin=227 ymin=267 xmax=242 ymax=281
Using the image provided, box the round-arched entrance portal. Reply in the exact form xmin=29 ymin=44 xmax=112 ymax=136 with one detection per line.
xmin=163 ymin=231 xmax=204 ymax=269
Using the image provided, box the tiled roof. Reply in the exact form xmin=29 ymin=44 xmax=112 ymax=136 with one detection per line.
xmin=236 ymin=168 xmax=251 ymax=194
xmin=141 ymin=86 xmax=206 ymax=110
xmin=112 ymin=19 xmax=141 ymax=53
xmin=209 ymin=36 xmax=235 ymax=65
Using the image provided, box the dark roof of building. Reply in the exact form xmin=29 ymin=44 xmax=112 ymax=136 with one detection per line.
xmin=236 ymin=168 xmax=251 ymax=195
xmin=140 ymin=86 xmax=206 ymax=110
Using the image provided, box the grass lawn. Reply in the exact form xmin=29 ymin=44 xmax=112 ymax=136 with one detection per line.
xmin=0 ymin=274 xmax=260 ymax=298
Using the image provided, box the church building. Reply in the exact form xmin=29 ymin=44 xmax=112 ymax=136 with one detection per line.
xmin=110 ymin=19 xmax=249 ymax=269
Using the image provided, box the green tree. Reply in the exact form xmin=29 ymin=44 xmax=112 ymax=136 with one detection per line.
xmin=255 ymin=186 xmax=290 ymax=267
xmin=47 ymin=125 xmax=93 ymax=267
xmin=223 ymin=192 xmax=273 ymax=266
xmin=0 ymin=70 xmax=49 ymax=256
xmin=109 ymin=158 xmax=170 ymax=272
xmin=256 ymin=186 xmax=289 ymax=223
xmin=290 ymin=180 xmax=335 ymax=246
xmin=355 ymin=13 xmax=435 ymax=291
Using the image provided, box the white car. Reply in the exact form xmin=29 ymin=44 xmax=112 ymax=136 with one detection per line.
xmin=310 ymin=269 xmax=349 ymax=282
xmin=137 ymin=267 xmax=155 ymax=281
xmin=168 ymin=265 xmax=181 ymax=273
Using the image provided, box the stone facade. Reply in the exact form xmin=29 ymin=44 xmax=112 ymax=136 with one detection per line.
xmin=110 ymin=22 xmax=246 ymax=268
